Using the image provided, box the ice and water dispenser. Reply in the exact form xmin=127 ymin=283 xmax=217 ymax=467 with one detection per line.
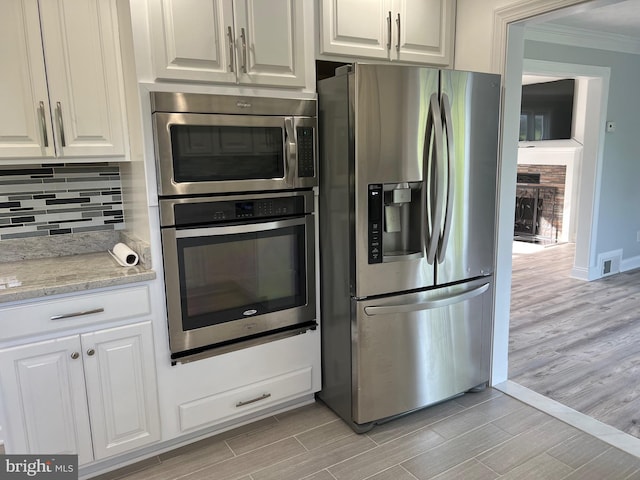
xmin=368 ymin=182 xmax=423 ymax=264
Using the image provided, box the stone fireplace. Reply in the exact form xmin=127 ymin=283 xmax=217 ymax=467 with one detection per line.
xmin=515 ymin=164 xmax=566 ymax=244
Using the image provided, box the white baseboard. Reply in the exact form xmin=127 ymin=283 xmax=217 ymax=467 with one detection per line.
xmin=570 ymin=266 xmax=590 ymax=281
xmin=621 ymin=254 xmax=640 ymax=273
xmin=574 ymin=252 xmax=640 ymax=281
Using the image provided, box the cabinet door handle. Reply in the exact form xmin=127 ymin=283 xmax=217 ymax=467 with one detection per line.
xmin=227 ymin=26 xmax=234 ymax=72
xmin=56 ymin=102 xmax=66 ymax=147
xmin=86 ymin=348 xmax=95 ymax=356
xmin=235 ymin=393 xmax=271 ymax=407
xmin=240 ymin=27 xmax=247 ymax=73
xmin=38 ymin=101 xmax=49 ymax=147
xmin=50 ymin=308 xmax=104 ymax=321
xmin=70 ymin=352 xmax=80 ymax=360
xmin=386 ymin=11 xmax=392 ymax=51
xmin=396 ymin=13 xmax=401 ymax=52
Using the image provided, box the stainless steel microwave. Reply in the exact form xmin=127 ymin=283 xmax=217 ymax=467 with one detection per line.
xmin=151 ymin=92 xmax=318 ymax=196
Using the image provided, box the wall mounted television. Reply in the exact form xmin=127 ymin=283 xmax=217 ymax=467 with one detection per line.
xmin=519 ymin=78 xmax=575 ymax=141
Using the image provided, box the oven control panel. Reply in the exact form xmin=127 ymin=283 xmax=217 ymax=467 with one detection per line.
xmin=236 ymin=198 xmax=297 ymax=218
xmin=172 ymin=195 xmax=307 ymax=226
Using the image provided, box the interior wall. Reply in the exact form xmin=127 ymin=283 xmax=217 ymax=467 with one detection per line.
xmin=454 ymin=0 xmax=589 ymax=73
xmin=524 ymin=40 xmax=640 ymax=267
xmin=454 ymin=0 xmax=605 ymax=385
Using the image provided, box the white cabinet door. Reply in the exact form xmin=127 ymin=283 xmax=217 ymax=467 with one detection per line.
xmin=38 ymin=0 xmax=126 ymax=158
xmin=81 ymin=322 xmax=160 ymax=460
xmin=319 ymin=0 xmax=454 ymax=66
xmin=150 ymin=0 xmax=305 ymax=87
xmin=0 ymin=0 xmax=127 ymax=161
xmin=233 ymin=0 xmax=305 ymax=87
xmin=0 ymin=0 xmax=55 ymax=159
xmin=0 ymin=321 xmax=160 ymax=464
xmin=150 ymin=0 xmax=236 ymax=83
xmin=0 ymin=335 xmax=94 ymax=465
xmin=319 ymin=0 xmax=390 ymax=60
xmin=393 ymin=0 xmax=454 ymax=65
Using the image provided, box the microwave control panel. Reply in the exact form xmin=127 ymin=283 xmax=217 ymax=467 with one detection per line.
xmin=297 ymin=127 xmax=315 ymax=178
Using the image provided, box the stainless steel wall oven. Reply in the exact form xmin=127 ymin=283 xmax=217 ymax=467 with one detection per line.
xmin=151 ymin=93 xmax=318 ymax=362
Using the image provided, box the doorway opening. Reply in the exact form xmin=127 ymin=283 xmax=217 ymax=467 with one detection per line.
xmin=495 ymin=0 xmax=640 ymax=450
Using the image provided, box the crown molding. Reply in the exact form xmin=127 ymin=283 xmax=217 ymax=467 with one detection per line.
xmin=490 ymin=0 xmax=589 ymax=74
xmin=525 ymin=23 xmax=640 ymax=55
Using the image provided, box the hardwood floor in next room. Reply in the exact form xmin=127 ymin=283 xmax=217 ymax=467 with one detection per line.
xmin=509 ymin=242 xmax=640 ymax=437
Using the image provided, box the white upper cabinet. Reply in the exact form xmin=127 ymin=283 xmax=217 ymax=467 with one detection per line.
xmin=150 ymin=0 xmax=236 ymax=83
xmin=319 ymin=0 xmax=390 ymax=60
xmin=0 ymin=1 xmax=54 ymax=159
xmin=319 ymin=0 xmax=455 ymax=66
xmin=0 ymin=0 xmax=128 ymax=161
xmin=150 ymin=0 xmax=306 ymax=87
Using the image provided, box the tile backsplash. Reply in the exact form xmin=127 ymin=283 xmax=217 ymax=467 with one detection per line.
xmin=0 ymin=164 xmax=124 ymax=240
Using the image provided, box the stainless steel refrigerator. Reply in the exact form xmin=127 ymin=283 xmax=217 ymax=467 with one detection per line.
xmin=318 ymin=63 xmax=500 ymax=432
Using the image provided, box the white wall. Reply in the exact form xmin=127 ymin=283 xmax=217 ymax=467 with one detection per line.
xmin=454 ymin=0 xmax=600 ymax=385
xmin=523 ymin=40 xmax=640 ymax=271
xmin=454 ymin=0 xmax=589 ymax=74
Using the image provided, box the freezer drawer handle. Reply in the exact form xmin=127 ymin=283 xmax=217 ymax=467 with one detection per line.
xmin=363 ymin=283 xmax=489 ymax=316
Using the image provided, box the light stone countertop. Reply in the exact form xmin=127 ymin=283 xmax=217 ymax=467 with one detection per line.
xmin=0 ymin=252 xmax=156 ymax=304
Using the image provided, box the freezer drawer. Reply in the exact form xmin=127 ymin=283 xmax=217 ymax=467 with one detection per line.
xmin=352 ymin=278 xmax=493 ymax=425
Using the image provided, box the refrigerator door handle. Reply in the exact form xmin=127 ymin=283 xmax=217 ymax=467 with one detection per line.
xmin=364 ymin=282 xmax=490 ymax=316
xmin=438 ymin=93 xmax=455 ymax=263
xmin=424 ymin=93 xmax=445 ymax=264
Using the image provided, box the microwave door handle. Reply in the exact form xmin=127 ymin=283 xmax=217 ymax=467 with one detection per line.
xmin=284 ymin=117 xmax=297 ymax=187
xmin=438 ymin=93 xmax=455 ymax=263
xmin=175 ymin=217 xmax=306 ymax=239
xmin=363 ymin=282 xmax=490 ymax=316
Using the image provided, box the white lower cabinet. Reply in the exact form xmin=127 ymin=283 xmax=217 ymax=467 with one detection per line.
xmin=0 ymin=321 xmax=160 ymax=465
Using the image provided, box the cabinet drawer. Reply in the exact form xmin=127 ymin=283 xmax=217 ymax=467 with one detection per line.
xmin=179 ymin=366 xmax=312 ymax=431
xmin=0 ymin=285 xmax=151 ymax=341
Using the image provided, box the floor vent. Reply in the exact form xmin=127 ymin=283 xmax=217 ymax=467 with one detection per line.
xmin=597 ymin=249 xmax=622 ymax=278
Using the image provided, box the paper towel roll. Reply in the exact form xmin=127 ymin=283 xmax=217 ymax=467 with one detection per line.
xmin=109 ymin=243 xmax=139 ymax=267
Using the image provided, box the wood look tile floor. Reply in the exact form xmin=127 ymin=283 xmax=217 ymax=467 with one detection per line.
xmin=95 ymin=389 xmax=640 ymax=480
xmin=509 ymin=242 xmax=640 ymax=438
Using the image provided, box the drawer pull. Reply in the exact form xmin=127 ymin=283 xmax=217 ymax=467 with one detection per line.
xmin=50 ymin=308 xmax=105 ymax=321
xmin=235 ymin=393 xmax=271 ymax=408
xmin=70 ymin=352 xmax=80 ymax=360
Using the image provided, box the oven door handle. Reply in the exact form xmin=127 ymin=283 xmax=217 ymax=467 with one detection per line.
xmin=175 ymin=217 xmax=306 ymax=238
